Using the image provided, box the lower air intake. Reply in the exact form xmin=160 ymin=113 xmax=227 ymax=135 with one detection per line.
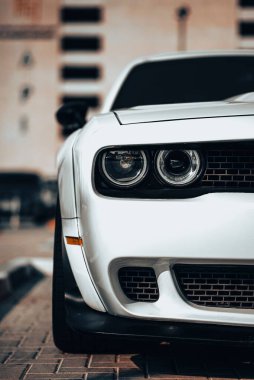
xmin=174 ymin=264 xmax=254 ymax=309
xmin=118 ymin=267 xmax=159 ymax=302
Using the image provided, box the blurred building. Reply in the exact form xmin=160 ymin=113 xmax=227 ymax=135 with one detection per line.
xmin=0 ymin=0 xmax=253 ymax=176
xmin=0 ymin=0 xmax=59 ymax=177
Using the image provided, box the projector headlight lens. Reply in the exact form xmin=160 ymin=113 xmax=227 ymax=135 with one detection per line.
xmin=156 ymin=149 xmax=202 ymax=186
xmin=102 ymin=150 xmax=148 ymax=187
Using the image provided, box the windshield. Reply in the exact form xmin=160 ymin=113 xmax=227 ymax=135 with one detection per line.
xmin=111 ymin=56 xmax=254 ymax=110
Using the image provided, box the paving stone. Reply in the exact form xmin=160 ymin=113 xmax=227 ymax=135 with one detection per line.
xmin=61 ymin=357 xmax=88 ymax=367
xmin=0 ymin=338 xmax=21 ymax=347
xmin=119 ymin=368 xmax=146 ymax=378
xmin=59 ymin=367 xmax=113 ymax=373
xmin=28 ymin=362 xmax=58 ymax=374
xmin=0 ymin=364 xmax=28 ymax=379
xmin=10 ymin=351 xmax=38 ymax=360
xmin=41 ymin=347 xmax=63 ymax=355
xmin=39 ymin=354 xmax=69 ymax=360
xmin=92 ymin=362 xmax=137 ymax=368
xmin=92 ymin=354 xmax=116 ymax=363
xmin=9 ymin=358 xmax=60 ymax=365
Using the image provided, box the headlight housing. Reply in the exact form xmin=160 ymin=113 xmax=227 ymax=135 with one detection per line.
xmin=156 ymin=149 xmax=202 ymax=186
xmin=101 ymin=150 xmax=148 ymax=187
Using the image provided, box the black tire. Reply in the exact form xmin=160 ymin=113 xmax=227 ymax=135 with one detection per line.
xmin=52 ymin=200 xmax=84 ymax=353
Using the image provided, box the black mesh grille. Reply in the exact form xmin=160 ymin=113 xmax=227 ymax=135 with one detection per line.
xmin=118 ymin=267 xmax=159 ymax=302
xmin=174 ymin=265 xmax=254 ymax=309
xmin=202 ymin=149 xmax=254 ymax=188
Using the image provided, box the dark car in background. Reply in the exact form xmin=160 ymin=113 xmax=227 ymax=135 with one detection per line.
xmin=0 ymin=172 xmax=57 ymax=228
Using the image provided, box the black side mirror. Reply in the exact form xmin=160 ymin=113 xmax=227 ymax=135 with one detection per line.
xmin=56 ymin=102 xmax=89 ymax=137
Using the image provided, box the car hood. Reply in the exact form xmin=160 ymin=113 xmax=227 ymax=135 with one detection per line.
xmin=115 ymin=100 xmax=254 ymax=125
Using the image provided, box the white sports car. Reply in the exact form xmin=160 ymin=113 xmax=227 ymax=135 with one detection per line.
xmin=53 ymin=51 xmax=254 ymax=353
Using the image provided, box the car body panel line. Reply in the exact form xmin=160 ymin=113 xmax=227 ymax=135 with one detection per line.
xmin=61 ymin=217 xmax=106 ymax=313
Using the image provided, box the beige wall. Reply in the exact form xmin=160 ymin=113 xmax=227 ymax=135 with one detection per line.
xmin=0 ymin=0 xmax=238 ymax=176
xmin=0 ymin=0 xmax=59 ymax=176
xmin=187 ymin=0 xmax=237 ymax=50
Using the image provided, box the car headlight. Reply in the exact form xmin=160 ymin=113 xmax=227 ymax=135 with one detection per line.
xmin=102 ymin=150 xmax=148 ymax=187
xmin=156 ymin=149 xmax=202 ymax=186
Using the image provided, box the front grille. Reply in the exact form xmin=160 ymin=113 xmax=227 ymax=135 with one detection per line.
xmin=174 ymin=265 xmax=254 ymax=309
xmin=202 ymin=149 xmax=254 ymax=188
xmin=118 ymin=267 xmax=159 ymax=302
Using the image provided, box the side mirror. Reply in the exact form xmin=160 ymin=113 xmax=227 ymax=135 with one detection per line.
xmin=56 ymin=102 xmax=89 ymax=137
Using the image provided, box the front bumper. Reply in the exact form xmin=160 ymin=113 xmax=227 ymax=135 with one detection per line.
xmin=65 ymin=295 xmax=254 ymax=345
xmin=80 ymin=192 xmax=254 ymax=325
xmin=62 ymin=192 xmax=254 ymax=327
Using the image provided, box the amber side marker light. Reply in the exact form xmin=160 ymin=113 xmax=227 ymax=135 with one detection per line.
xmin=66 ymin=236 xmax=83 ymax=246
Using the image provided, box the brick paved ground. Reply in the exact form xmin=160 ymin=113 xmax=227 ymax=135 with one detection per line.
xmin=1 ymin=276 xmax=254 ymax=380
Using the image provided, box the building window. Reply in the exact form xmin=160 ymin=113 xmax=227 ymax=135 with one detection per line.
xmin=61 ymin=96 xmax=100 ymax=108
xmin=60 ymin=7 xmax=102 ymax=23
xmin=19 ymin=85 xmax=33 ymax=102
xmin=239 ymin=0 xmax=254 ymax=7
xmin=61 ymin=66 xmax=100 ymax=80
xmin=239 ymin=22 xmax=254 ymax=36
xmin=20 ymin=51 xmax=34 ymax=67
xmin=61 ymin=36 xmax=101 ymax=51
